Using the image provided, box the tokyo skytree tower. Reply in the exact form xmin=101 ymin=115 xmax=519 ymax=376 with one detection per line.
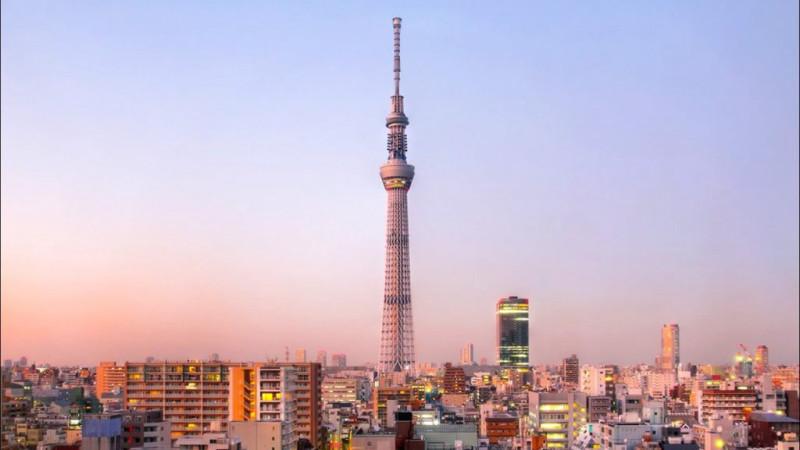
xmin=379 ymin=17 xmax=415 ymax=374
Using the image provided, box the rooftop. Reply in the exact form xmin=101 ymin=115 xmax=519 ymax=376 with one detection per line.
xmin=749 ymin=411 xmax=800 ymax=424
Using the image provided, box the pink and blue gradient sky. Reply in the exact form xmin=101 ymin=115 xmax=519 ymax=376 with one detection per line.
xmin=2 ymin=1 xmax=798 ymax=367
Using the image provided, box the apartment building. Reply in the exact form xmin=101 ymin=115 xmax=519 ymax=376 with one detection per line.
xmin=321 ymin=377 xmax=370 ymax=405
xmin=97 ymin=362 xmax=127 ymax=396
xmin=587 ymin=396 xmax=612 ymax=423
xmin=280 ymin=362 xmax=322 ymax=447
xmin=374 ymin=386 xmax=412 ymax=428
xmin=228 ymin=365 xmax=296 ymax=449
xmin=122 ymin=361 xmax=321 ymax=447
xmin=485 ymin=414 xmax=518 ymax=445
xmin=697 ymin=389 xmax=757 ymax=423
xmin=443 ymin=364 xmax=467 ymax=394
xmin=124 ymin=362 xmax=242 ymax=440
xmin=528 ymin=391 xmax=588 ymax=449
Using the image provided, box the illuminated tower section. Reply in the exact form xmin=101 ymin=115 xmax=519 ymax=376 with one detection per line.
xmin=379 ymin=17 xmax=416 ymax=374
xmin=496 ymin=296 xmax=530 ymax=370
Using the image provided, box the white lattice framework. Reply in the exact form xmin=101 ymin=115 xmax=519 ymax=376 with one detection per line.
xmin=378 ymin=18 xmax=416 ymax=374
xmin=380 ymin=188 xmax=414 ymax=373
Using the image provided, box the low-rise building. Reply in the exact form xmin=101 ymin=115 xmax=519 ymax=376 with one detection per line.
xmin=321 ymin=377 xmax=370 ymax=405
xmin=528 ymin=391 xmax=587 ymax=449
xmin=485 ymin=414 xmax=518 ymax=445
xmin=173 ymin=433 xmax=241 ymax=450
xmin=587 ymin=396 xmax=612 ymax=423
xmin=415 ymin=423 xmax=478 ymax=450
xmin=229 ymin=421 xmax=292 ymax=450
xmin=696 ymin=389 xmax=756 ymax=423
xmin=749 ymin=411 xmax=800 ymax=447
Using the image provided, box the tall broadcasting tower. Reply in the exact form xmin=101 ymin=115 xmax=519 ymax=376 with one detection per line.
xmin=379 ymin=17 xmax=415 ymax=374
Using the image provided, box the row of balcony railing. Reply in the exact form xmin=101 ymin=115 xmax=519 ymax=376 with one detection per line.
xmin=127 ymin=384 xmax=228 ymax=390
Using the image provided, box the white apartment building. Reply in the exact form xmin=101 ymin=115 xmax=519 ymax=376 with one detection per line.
xmin=528 ymin=391 xmax=587 ymax=449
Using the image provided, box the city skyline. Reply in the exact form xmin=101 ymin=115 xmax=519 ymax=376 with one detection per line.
xmin=2 ymin=2 xmax=799 ymax=367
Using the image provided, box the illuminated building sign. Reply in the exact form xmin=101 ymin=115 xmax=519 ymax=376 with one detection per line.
xmin=383 ymin=178 xmax=407 ymax=189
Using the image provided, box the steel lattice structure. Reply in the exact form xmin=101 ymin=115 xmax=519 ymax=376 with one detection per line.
xmin=378 ymin=17 xmax=415 ymax=374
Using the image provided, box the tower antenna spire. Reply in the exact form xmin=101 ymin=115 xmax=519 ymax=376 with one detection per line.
xmin=393 ymin=17 xmax=401 ymax=96
xmin=385 ymin=17 xmax=409 ymax=161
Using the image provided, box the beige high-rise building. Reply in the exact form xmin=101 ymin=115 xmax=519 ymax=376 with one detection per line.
xmin=661 ymin=324 xmax=680 ymax=372
xmin=295 ymin=349 xmax=306 ymax=363
xmin=460 ymin=344 xmax=474 ymax=366
xmin=96 ymin=361 xmax=127 ymax=396
xmin=755 ymin=345 xmax=769 ymax=375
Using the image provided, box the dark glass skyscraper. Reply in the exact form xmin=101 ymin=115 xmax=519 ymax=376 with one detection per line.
xmin=495 ymin=296 xmax=530 ymax=369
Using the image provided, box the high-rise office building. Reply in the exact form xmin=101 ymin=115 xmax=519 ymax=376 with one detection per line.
xmin=562 ymin=355 xmax=579 ymax=385
xmin=734 ymin=350 xmax=754 ymax=378
xmin=96 ymin=361 xmax=127 ymax=396
xmin=495 ymin=296 xmax=530 ymax=369
xmin=379 ymin=17 xmax=416 ymax=375
xmin=295 ymin=349 xmax=307 ymax=363
xmin=660 ymin=324 xmax=680 ymax=372
xmin=460 ymin=344 xmax=475 ymax=366
xmin=331 ymin=354 xmax=347 ymax=368
xmin=316 ymin=351 xmax=327 ymax=368
xmin=755 ymin=345 xmax=769 ymax=376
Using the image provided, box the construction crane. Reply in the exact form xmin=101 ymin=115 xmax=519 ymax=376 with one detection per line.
xmin=741 ymin=344 xmax=753 ymax=360
xmin=735 ymin=344 xmax=753 ymax=368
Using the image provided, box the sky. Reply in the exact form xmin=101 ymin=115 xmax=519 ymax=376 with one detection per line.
xmin=1 ymin=1 xmax=798 ymax=368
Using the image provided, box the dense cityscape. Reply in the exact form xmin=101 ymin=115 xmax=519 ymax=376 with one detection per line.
xmin=2 ymin=10 xmax=798 ymax=450
xmin=2 ymin=321 xmax=799 ymax=450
